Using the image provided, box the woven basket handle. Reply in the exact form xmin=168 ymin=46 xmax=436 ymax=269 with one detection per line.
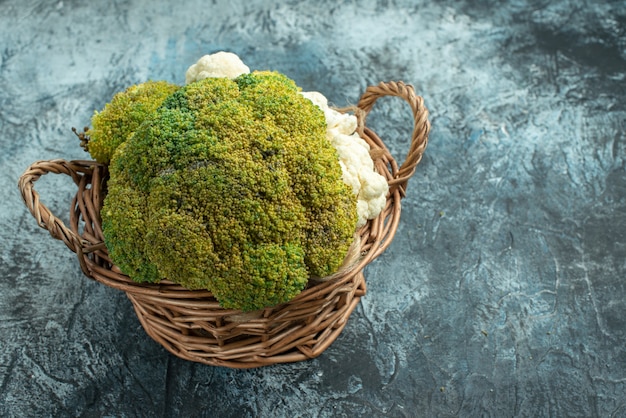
xmin=18 ymin=159 xmax=97 ymax=255
xmin=357 ymin=81 xmax=430 ymax=195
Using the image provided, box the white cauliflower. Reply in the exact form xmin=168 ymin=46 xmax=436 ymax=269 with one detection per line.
xmin=185 ymin=53 xmax=389 ymax=227
xmin=300 ymin=91 xmax=389 ymax=227
xmin=185 ymin=51 xmax=250 ymax=84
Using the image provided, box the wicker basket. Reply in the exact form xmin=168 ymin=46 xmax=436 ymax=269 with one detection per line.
xmin=18 ymin=81 xmax=429 ymax=368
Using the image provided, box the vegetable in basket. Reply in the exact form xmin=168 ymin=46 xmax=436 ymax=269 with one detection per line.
xmin=84 ymin=52 xmax=388 ymax=311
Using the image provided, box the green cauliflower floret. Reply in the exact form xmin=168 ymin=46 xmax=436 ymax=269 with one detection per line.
xmin=101 ymin=71 xmax=358 ymax=311
xmin=87 ymin=80 xmax=180 ymax=163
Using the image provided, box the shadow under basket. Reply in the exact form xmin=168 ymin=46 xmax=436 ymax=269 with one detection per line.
xmin=19 ymin=81 xmax=430 ymax=368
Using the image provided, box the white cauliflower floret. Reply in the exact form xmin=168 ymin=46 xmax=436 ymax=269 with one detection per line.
xmin=185 ymin=51 xmax=250 ymax=84
xmin=360 ymin=171 xmax=388 ymax=219
xmin=338 ymin=160 xmax=361 ymax=195
xmin=300 ymin=91 xmax=389 ymax=227
xmin=356 ymin=200 xmax=370 ymax=226
xmin=300 ymin=91 xmax=357 ymax=136
xmin=299 ymin=91 xmax=328 ymax=110
xmin=367 ymin=193 xmax=387 ymax=220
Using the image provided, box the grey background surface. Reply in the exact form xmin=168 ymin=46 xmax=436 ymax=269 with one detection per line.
xmin=2 ymin=0 xmax=625 ymax=416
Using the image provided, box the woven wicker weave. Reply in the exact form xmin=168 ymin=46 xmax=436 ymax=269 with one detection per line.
xmin=19 ymin=81 xmax=429 ymax=368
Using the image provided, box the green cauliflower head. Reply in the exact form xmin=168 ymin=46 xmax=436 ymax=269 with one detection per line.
xmin=87 ymin=80 xmax=180 ymax=163
xmin=101 ymin=71 xmax=358 ymax=311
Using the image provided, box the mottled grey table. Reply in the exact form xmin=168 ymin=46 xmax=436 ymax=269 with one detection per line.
xmin=1 ymin=0 xmax=625 ymax=416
